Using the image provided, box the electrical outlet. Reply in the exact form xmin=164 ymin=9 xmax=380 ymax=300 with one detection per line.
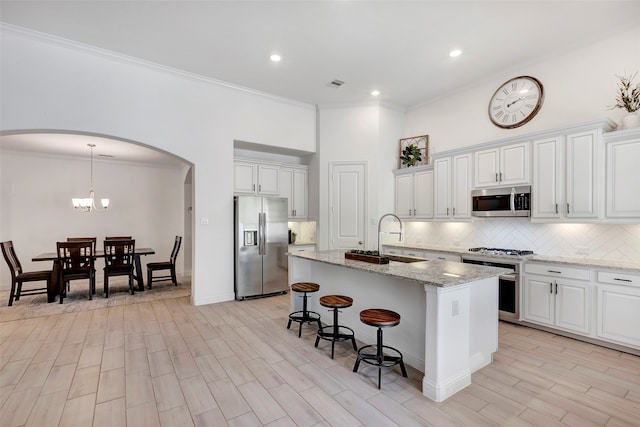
xmin=200 ymin=217 xmax=209 ymax=225
xmin=575 ymin=246 xmax=590 ymax=255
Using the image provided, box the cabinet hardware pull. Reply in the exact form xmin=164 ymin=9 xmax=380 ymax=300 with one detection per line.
xmin=614 ymin=278 xmax=632 ymax=282
xmin=413 ymin=208 xmax=416 ymax=215
xmin=555 ymin=203 xmax=558 ymax=214
xmin=453 ymin=207 xmax=456 ymax=215
xmin=409 ymin=209 xmax=412 ymax=216
xmin=555 ymin=282 xmax=558 ymax=295
xmin=549 ymin=282 xmax=553 ymax=293
xmin=259 ymin=184 xmax=262 ymax=192
xmin=495 ymin=173 xmax=498 ymax=182
xmin=447 ymin=207 xmax=450 ymax=215
xmin=547 ymin=270 xmax=561 ymax=274
xmin=252 ymin=184 xmax=255 ymax=191
xmin=499 ymin=172 xmax=503 ymax=182
xmin=437 ymin=257 xmax=446 ymax=260
xmin=567 ymin=203 xmax=570 ymax=214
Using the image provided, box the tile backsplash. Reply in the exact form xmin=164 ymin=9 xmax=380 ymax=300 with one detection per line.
xmin=288 ymin=221 xmax=317 ymax=244
xmin=383 ymin=219 xmax=640 ymax=261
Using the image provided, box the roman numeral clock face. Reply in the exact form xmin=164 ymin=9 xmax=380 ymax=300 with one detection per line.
xmin=489 ymin=76 xmax=544 ymax=129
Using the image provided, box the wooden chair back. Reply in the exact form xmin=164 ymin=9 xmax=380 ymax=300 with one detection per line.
xmin=169 ymin=236 xmax=182 ymax=265
xmin=104 ymin=239 xmax=135 ymax=269
xmin=1 ymin=240 xmax=22 ymax=278
xmin=105 ymin=236 xmax=132 ymax=240
xmin=57 ymin=241 xmax=95 ymax=274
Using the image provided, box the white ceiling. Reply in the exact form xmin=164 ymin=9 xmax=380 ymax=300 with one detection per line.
xmin=1 ymin=0 xmax=639 ymax=163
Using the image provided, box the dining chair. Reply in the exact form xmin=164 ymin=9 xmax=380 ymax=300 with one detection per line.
xmin=57 ymin=240 xmax=95 ymax=302
xmin=67 ymin=237 xmax=97 ymax=293
xmin=147 ymin=236 xmax=182 ymax=289
xmin=103 ymin=239 xmax=136 ymax=297
xmin=105 ymin=236 xmax=132 ymax=240
xmin=1 ymin=240 xmax=52 ymax=306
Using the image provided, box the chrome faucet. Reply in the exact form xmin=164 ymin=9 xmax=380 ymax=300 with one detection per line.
xmin=377 ymin=213 xmax=403 ymax=255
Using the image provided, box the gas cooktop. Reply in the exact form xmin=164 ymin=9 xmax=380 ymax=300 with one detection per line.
xmin=468 ymin=247 xmax=534 ymax=256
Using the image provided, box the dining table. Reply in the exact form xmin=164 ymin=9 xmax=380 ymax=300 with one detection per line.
xmin=32 ymin=247 xmax=155 ymax=302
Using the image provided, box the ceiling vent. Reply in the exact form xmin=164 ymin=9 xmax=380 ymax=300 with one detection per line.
xmin=327 ymin=79 xmax=345 ymax=88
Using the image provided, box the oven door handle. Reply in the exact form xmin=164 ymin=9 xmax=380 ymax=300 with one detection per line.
xmin=500 ymin=273 xmax=518 ymax=281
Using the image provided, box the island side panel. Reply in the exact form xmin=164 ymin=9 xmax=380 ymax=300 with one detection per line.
xmin=469 ymin=276 xmax=499 ymax=372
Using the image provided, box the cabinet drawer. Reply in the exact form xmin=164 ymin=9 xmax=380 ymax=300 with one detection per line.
xmin=382 ymin=247 xmax=402 ymax=255
xmin=597 ymin=271 xmax=640 ymax=287
xmin=524 ymin=263 xmax=591 ymax=281
xmin=403 ymin=249 xmax=426 ymax=258
xmin=423 ymin=251 xmax=461 ymax=262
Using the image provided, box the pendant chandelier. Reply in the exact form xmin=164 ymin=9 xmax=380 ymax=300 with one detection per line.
xmin=72 ymin=143 xmax=110 ymax=212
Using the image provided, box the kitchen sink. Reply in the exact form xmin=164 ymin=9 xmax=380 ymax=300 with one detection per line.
xmin=386 ymin=254 xmax=427 ymax=263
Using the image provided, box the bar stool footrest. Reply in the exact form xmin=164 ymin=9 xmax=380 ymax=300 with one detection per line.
xmin=355 ymin=344 xmax=406 ymax=369
xmin=316 ymin=324 xmax=355 ymax=342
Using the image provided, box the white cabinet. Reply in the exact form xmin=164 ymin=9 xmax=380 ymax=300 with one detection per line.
xmin=523 ymin=263 xmax=592 ymax=335
xmin=532 ymin=128 xmax=604 ymax=220
xmin=596 ymin=270 xmax=640 ymax=349
xmin=234 ymin=161 xmax=279 ymax=195
xmin=475 ymin=142 xmax=530 ymax=188
xmin=280 ymin=167 xmax=308 ymax=218
xmin=289 ymin=244 xmax=316 ymax=253
xmin=394 ymin=168 xmax=433 ymax=219
xmin=532 ymin=136 xmax=563 ymax=218
xmin=381 ymin=247 xmax=461 ymax=262
xmin=434 ymin=154 xmax=472 ymax=219
xmin=605 ymin=128 xmax=640 ymax=218
xmin=566 ymin=129 xmax=600 ymax=218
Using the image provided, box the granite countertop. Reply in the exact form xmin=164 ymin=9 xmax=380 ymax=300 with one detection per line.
xmin=287 ymin=249 xmax=510 ymax=288
xmin=383 ymin=243 xmax=640 ymax=272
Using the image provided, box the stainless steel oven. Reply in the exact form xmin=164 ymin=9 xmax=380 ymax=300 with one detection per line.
xmin=462 ymin=255 xmax=521 ymax=322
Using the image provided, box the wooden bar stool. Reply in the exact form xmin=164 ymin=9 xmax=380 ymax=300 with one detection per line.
xmin=315 ymin=295 xmax=357 ymax=359
xmin=353 ymin=308 xmax=407 ymax=389
xmin=287 ymin=282 xmax=322 ymax=337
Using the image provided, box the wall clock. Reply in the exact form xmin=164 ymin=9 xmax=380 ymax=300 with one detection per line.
xmin=488 ymin=76 xmax=544 ymax=129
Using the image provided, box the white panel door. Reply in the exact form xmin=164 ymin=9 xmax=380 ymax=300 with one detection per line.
xmin=555 ymin=280 xmax=590 ymax=335
xmin=330 ymin=163 xmax=366 ymax=250
xmin=607 ymin=138 xmax=640 ymax=218
xmin=474 ymin=148 xmax=499 ymax=188
xmin=566 ymin=130 xmax=597 ymax=218
xmin=434 ymin=157 xmax=451 ymax=218
xmin=257 ymin=164 xmax=280 ymax=195
xmin=500 ymin=142 xmax=530 ymax=186
xmin=452 ymin=154 xmax=471 ymax=218
xmin=234 ymin=161 xmax=256 ymax=194
xmin=532 ymin=137 xmax=563 ymax=218
xmin=395 ymin=173 xmax=414 ymax=218
xmin=279 ymin=168 xmax=294 ymax=217
xmin=523 ymin=276 xmax=554 ymax=326
xmin=414 ymin=169 xmax=434 ymax=218
xmin=292 ymin=168 xmax=308 ymax=218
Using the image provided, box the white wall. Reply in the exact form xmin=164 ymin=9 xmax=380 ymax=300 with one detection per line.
xmin=0 ymin=26 xmax=316 ymax=305
xmin=0 ymin=151 xmax=186 ymax=289
xmin=403 ymin=25 xmax=640 ymax=154
xmin=316 ymin=103 xmax=404 ymax=250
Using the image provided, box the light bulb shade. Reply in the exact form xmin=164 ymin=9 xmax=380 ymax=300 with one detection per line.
xmin=101 ymin=199 xmax=110 ymax=208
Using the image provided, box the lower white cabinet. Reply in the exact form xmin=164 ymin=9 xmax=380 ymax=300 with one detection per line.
xmin=523 ymin=263 xmax=591 ymax=335
xmin=596 ymin=270 xmax=640 ymax=349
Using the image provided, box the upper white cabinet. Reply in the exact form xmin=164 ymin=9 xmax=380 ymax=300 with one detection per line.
xmin=475 ymin=142 xmax=530 ymax=188
xmin=605 ymin=128 xmax=640 ymax=219
xmin=532 ymin=126 xmax=608 ymax=220
xmin=394 ymin=168 xmax=434 ymax=219
xmin=566 ymin=129 xmax=600 ymax=218
xmin=434 ymin=154 xmax=472 ymax=219
xmin=234 ymin=161 xmax=280 ymax=195
xmin=280 ymin=166 xmax=308 ymax=219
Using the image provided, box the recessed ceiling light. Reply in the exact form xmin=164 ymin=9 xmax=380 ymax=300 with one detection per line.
xmin=449 ymin=49 xmax=462 ymax=58
xmin=371 ymin=90 xmax=380 ymax=96
xmin=270 ymin=54 xmax=281 ymax=62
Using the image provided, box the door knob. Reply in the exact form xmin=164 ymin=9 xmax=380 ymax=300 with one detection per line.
xmin=358 ymin=241 xmax=363 ymax=245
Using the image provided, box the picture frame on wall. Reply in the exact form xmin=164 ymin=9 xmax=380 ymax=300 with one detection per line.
xmin=398 ymin=135 xmax=428 ymax=168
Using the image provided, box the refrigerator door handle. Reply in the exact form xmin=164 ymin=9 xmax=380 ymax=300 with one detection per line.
xmin=259 ymin=212 xmax=266 ymax=255
xmin=258 ymin=213 xmax=263 ymax=255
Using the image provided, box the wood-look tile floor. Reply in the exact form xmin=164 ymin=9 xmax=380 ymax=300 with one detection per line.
xmin=1 ymin=292 xmax=640 ymax=426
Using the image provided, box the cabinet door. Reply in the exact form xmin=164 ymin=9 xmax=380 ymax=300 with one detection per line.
xmin=607 ymin=138 xmax=640 ymax=218
xmin=257 ymin=164 xmax=280 ymax=195
xmin=474 ymin=148 xmax=499 ymax=188
xmin=413 ymin=170 xmax=434 ymax=219
xmin=566 ymin=130 xmax=598 ymax=218
xmin=597 ymin=284 xmax=640 ymax=348
xmin=279 ymin=168 xmax=294 ymax=217
xmin=452 ymin=154 xmax=471 ymax=218
xmin=395 ymin=174 xmax=414 ymax=218
xmin=234 ymin=162 xmax=256 ymax=194
xmin=434 ymin=157 xmax=451 ymax=218
xmin=532 ymin=137 xmax=563 ymax=218
xmin=292 ymin=168 xmax=308 ymax=218
xmin=500 ymin=142 xmax=530 ymax=186
xmin=555 ymin=280 xmax=590 ymax=335
xmin=523 ymin=276 xmax=554 ymax=326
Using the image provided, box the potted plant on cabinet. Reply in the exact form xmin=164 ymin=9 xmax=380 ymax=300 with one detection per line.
xmin=609 ymin=72 xmax=640 ymax=129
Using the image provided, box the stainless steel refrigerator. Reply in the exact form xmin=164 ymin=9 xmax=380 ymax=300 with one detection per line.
xmin=234 ymin=196 xmax=289 ymax=300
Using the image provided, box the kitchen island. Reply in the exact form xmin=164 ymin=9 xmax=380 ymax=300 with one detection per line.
xmin=288 ymin=249 xmax=510 ymax=402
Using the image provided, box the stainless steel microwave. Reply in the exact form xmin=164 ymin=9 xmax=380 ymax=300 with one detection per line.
xmin=471 ymin=186 xmax=531 ymax=217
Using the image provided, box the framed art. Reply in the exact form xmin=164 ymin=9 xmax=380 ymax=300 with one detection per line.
xmin=398 ymin=135 xmax=428 ymax=168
